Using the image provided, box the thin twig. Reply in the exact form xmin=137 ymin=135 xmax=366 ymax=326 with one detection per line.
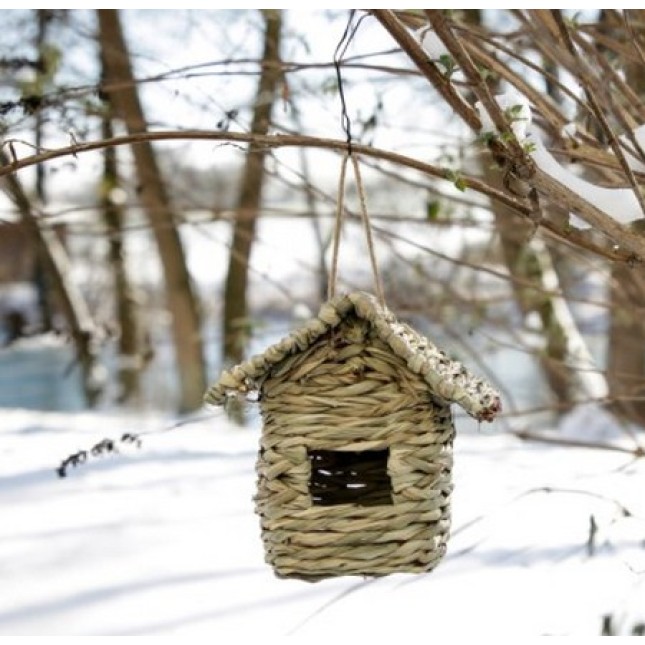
xmin=566 ymin=34 xmax=645 ymax=173
xmin=459 ymin=36 xmax=569 ymax=134
xmin=569 ymin=30 xmax=645 ymax=126
xmin=511 ymin=429 xmax=645 ymax=457
xmin=624 ymin=10 xmax=645 ymax=70
xmin=550 ymin=11 xmax=645 ymax=219
xmin=425 ymin=11 xmax=524 ymax=159
xmin=371 ymin=9 xmax=482 ymax=130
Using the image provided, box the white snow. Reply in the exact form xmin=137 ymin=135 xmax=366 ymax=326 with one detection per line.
xmin=529 ymin=132 xmax=643 ymax=230
xmin=1 ymin=408 xmax=644 ymax=637
xmin=1 ymin=331 xmax=69 ymax=351
xmin=559 ymin=403 xmax=630 ymax=442
xmin=476 ymin=92 xmax=645 ymax=230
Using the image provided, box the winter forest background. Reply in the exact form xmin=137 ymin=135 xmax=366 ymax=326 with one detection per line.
xmin=2 ymin=9 xmax=645 ymax=636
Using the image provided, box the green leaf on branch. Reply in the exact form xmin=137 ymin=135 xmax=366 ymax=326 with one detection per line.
xmin=477 ymin=65 xmax=496 ymax=82
xmin=522 ymin=140 xmax=537 ymax=154
xmin=426 ymin=200 xmax=441 ymax=220
xmin=477 ymin=131 xmax=498 ymax=146
xmin=454 ymin=177 xmax=467 ymax=192
xmin=505 ymin=104 xmax=528 ymax=125
xmin=444 ymin=168 xmax=467 ymax=192
xmin=437 ymin=54 xmax=457 ymax=78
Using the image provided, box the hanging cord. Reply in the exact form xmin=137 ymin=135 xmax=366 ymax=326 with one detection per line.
xmin=328 ymin=152 xmax=386 ymax=307
xmin=328 ymin=153 xmax=349 ymax=301
xmin=328 ymin=11 xmax=385 ymax=306
xmin=351 ymin=154 xmax=385 ymax=306
xmin=333 ymin=10 xmax=366 ymax=153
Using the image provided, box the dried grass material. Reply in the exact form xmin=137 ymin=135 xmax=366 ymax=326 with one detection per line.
xmin=205 ymin=292 xmax=501 ymax=422
xmin=256 ymin=316 xmax=454 ymax=580
xmin=204 ymin=292 xmax=501 ymax=580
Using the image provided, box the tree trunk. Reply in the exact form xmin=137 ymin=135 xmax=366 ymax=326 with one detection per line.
xmin=607 ymin=266 xmax=645 ymax=423
xmin=222 ymin=9 xmax=283 ymax=365
xmin=100 ymin=111 xmax=145 ymax=405
xmin=33 ymin=9 xmax=55 ymax=332
xmin=605 ymin=8 xmax=645 ymax=427
xmin=0 ymin=151 xmax=103 ymax=406
xmin=97 ymin=9 xmax=206 ymax=412
xmin=488 ymin=179 xmax=607 ymax=407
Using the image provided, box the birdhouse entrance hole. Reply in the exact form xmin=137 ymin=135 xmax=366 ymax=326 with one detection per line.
xmin=308 ymin=448 xmax=393 ymax=507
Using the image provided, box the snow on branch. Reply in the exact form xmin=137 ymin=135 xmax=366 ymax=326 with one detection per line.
xmin=530 ymin=134 xmax=642 ymax=230
xmin=477 ymin=91 xmax=645 ymax=231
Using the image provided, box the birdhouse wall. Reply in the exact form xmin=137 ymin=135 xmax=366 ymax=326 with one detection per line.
xmin=254 ymin=315 xmax=455 ymax=580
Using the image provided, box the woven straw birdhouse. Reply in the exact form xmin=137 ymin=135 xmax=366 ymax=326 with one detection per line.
xmin=205 ymin=292 xmax=501 ymax=580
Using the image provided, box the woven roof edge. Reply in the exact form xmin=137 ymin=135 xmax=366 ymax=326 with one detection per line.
xmin=204 ymin=291 xmax=501 ymax=422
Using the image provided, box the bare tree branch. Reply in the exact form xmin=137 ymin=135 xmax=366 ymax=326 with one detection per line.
xmin=371 ymin=9 xmax=482 ymax=130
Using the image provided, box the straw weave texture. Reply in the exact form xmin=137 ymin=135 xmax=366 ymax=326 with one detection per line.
xmin=204 ymin=292 xmax=501 ymax=580
xmin=205 ymin=292 xmax=501 ymax=422
xmin=257 ymin=314 xmax=454 ymax=579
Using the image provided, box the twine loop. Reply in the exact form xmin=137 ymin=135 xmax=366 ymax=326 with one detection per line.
xmin=328 ymin=152 xmax=386 ymax=307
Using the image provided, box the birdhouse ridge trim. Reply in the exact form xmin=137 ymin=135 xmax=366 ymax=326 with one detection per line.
xmin=205 ymin=291 xmax=501 ymax=422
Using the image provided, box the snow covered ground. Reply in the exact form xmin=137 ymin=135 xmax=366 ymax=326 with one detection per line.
xmin=1 ymin=407 xmax=645 ymax=637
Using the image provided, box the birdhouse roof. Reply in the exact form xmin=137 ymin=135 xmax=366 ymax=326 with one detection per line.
xmin=205 ymin=292 xmax=501 ymax=422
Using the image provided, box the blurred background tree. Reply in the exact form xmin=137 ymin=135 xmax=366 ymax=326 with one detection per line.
xmin=1 ymin=9 xmax=644 ymax=444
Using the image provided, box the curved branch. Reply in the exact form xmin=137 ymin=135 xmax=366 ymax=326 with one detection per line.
xmin=3 ymin=128 xmax=643 ymax=260
xmin=0 ymin=129 xmax=530 ymax=215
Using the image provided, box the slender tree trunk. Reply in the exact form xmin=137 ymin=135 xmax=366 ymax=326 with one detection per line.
xmin=100 ymin=111 xmax=144 ymax=404
xmin=607 ymin=267 xmax=645 ymax=423
xmin=604 ymin=8 xmax=645 ymax=426
xmin=222 ymin=9 xmax=283 ymax=365
xmin=97 ymin=9 xmax=206 ymax=412
xmin=34 ymin=9 xmax=50 ymax=204
xmin=0 ymin=151 xmax=102 ymax=405
xmin=487 ymin=178 xmax=607 ymax=406
xmin=33 ymin=9 xmax=55 ymax=332
xmin=495 ymin=213 xmax=570 ymax=400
